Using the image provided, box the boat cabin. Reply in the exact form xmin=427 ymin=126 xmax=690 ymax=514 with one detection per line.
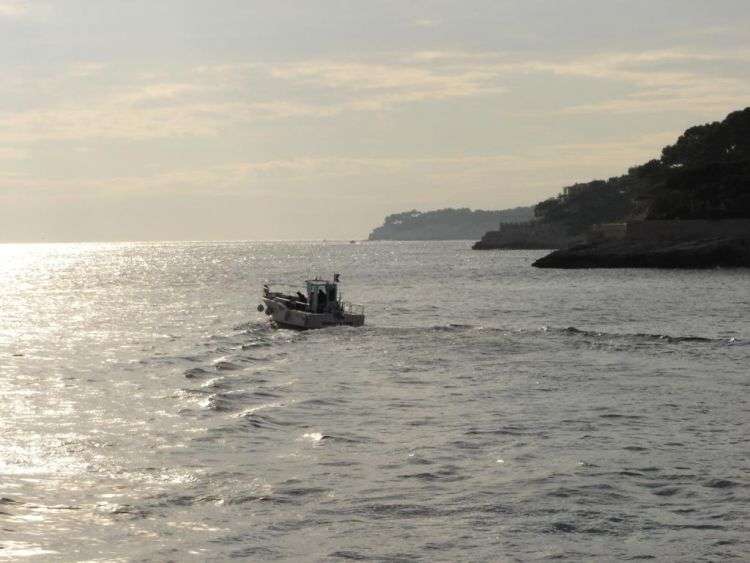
xmin=306 ymin=279 xmax=338 ymax=313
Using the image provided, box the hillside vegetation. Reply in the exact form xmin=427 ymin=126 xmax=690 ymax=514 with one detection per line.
xmin=534 ymin=107 xmax=750 ymax=234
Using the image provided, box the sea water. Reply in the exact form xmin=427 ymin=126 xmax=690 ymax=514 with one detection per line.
xmin=0 ymin=241 xmax=748 ymax=561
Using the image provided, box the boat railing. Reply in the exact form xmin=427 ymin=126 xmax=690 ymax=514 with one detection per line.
xmin=265 ymin=292 xmax=309 ymax=310
xmin=264 ymin=282 xmax=303 ymax=291
xmin=342 ymin=301 xmax=364 ymax=315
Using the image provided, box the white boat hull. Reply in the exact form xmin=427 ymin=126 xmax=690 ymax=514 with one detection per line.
xmin=263 ymin=298 xmax=365 ymax=330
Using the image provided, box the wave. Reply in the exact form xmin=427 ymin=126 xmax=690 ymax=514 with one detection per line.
xmin=229 ymin=317 xmax=747 ymax=348
xmin=201 ymin=390 xmax=285 ymax=412
xmin=183 ymin=367 xmax=210 ymax=378
xmin=238 ymin=412 xmax=293 ymax=430
xmin=212 ymin=360 xmax=243 ymax=371
xmin=553 ymin=325 xmax=719 ymax=344
xmin=224 ymin=315 xmax=744 ymax=349
xmin=373 ymin=322 xmax=744 ymax=345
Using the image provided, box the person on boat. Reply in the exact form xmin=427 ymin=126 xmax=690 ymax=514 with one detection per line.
xmin=318 ymin=289 xmax=328 ymax=312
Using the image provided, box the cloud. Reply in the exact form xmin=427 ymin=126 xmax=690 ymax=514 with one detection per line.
xmin=0 ymin=0 xmax=50 ymax=20
xmin=413 ymin=18 xmax=439 ymax=28
xmin=268 ymin=60 xmax=505 ymax=110
xmin=563 ymin=90 xmax=749 ymax=115
xmin=0 ymin=0 xmax=28 ymax=18
xmin=1 ymin=48 xmax=747 ymax=144
xmin=405 ymin=48 xmax=750 ymax=115
xmin=0 ymin=56 xmax=507 ymax=141
xmin=0 ymin=98 xmax=336 ymax=142
xmin=1 ymin=128 xmax=675 ymax=203
xmin=547 ymin=51 xmax=750 ymax=114
xmin=66 ymin=62 xmax=107 ymax=78
xmin=0 ymin=147 xmax=29 ymax=159
xmin=115 ymin=82 xmax=210 ymax=104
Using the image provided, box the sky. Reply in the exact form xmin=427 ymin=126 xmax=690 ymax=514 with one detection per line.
xmin=1 ymin=0 xmax=749 ymax=241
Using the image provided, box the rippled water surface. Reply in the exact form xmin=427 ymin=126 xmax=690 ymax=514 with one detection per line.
xmin=1 ymin=241 xmax=748 ymax=561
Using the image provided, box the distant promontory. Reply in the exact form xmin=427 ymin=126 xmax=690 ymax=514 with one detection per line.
xmin=368 ymin=207 xmax=533 ymax=241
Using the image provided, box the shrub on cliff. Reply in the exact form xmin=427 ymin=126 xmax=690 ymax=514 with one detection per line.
xmin=533 ymin=107 xmax=750 ymax=233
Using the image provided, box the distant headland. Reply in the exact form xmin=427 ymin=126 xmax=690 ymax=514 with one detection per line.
xmin=368 ymin=207 xmax=533 ymax=241
xmin=474 ymin=107 xmax=750 ymax=268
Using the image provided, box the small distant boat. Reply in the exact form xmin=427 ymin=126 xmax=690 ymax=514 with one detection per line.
xmin=258 ymin=274 xmax=365 ymax=330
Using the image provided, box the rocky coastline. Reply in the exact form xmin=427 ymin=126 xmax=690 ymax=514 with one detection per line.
xmin=471 ymin=221 xmax=579 ymax=250
xmin=473 ymin=108 xmax=750 ymax=263
xmin=532 ymin=236 xmax=750 ymax=269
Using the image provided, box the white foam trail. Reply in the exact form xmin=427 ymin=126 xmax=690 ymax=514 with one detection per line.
xmin=236 ymin=401 xmax=286 ymax=417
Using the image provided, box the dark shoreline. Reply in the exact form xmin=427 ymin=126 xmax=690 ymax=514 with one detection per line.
xmin=533 ymin=237 xmax=750 ymax=269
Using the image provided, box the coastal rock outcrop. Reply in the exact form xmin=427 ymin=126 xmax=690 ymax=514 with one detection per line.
xmin=532 ymin=237 xmax=750 ymax=269
xmin=472 ymin=222 xmax=580 ymax=250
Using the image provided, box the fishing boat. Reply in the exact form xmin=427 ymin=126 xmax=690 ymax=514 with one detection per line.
xmin=258 ymin=274 xmax=365 ymax=330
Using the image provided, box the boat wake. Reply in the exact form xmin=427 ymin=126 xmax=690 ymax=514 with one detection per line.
xmin=374 ymin=322 xmax=745 ymax=346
